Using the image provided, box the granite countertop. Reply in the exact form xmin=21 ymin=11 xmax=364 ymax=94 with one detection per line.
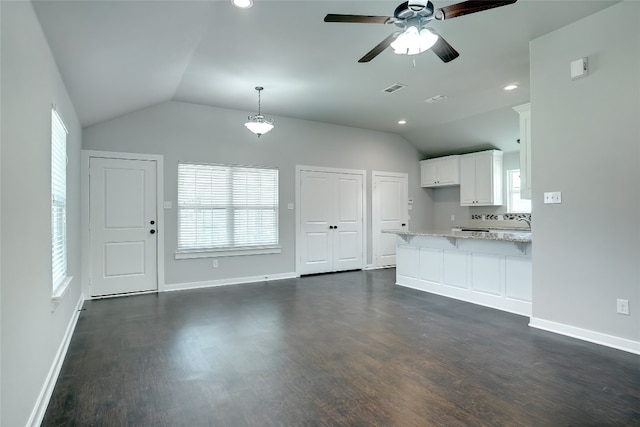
xmin=383 ymin=228 xmax=532 ymax=243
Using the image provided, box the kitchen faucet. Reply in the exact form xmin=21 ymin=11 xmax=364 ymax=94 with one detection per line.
xmin=517 ymin=217 xmax=531 ymax=228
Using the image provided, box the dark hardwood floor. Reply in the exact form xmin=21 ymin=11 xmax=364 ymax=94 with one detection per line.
xmin=43 ymin=269 xmax=640 ymax=426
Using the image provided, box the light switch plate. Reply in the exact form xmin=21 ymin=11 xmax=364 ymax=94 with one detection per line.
xmin=544 ymin=192 xmax=562 ymax=204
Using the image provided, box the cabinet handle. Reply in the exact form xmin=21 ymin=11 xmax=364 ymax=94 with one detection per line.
xmin=329 ymin=225 xmax=334 ymax=229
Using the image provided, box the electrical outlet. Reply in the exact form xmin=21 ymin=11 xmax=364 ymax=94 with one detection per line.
xmin=616 ymin=299 xmax=629 ymax=315
xmin=212 ymin=259 xmax=218 ymax=268
xmin=451 ymin=214 xmax=455 ymax=222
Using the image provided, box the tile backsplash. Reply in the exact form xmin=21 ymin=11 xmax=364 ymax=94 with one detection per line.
xmin=470 ymin=213 xmax=531 ymax=228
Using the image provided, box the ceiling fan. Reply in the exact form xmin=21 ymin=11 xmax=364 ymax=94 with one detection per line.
xmin=324 ymin=0 xmax=517 ymax=63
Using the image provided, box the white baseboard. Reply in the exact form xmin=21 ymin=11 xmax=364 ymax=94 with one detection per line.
xmin=163 ymin=272 xmax=299 ymax=292
xmin=28 ymin=294 xmax=85 ymax=427
xmin=397 ymin=276 xmax=532 ymax=317
xmin=364 ymin=264 xmax=395 ymax=270
xmin=529 ymin=317 xmax=640 ymax=355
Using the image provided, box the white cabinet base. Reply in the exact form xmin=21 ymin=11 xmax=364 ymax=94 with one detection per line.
xmin=396 ymin=235 xmax=531 ymax=316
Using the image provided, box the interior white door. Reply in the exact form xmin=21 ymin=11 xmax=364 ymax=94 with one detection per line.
xmin=333 ymin=173 xmax=363 ymax=271
xmin=89 ymin=157 xmax=157 ymax=296
xmin=299 ymin=171 xmax=334 ymax=275
xmin=299 ymin=169 xmax=364 ymax=275
xmin=373 ymin=172 xmax=408 ymax=268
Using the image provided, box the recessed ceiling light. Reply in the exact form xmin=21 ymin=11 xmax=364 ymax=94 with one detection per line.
xmin=504 ymin=84 xmax=519 ymax=91
xmin=398 ymin=120 xmax=407 ymax=125
xmin=231 ymin=0 xmax=253 ymax=8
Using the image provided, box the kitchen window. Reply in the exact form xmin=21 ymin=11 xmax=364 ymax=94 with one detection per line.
xmin=507 ymin=169 xmax=531 ymax=213
xmin=176 ymin=162 xmax=280 ymax=258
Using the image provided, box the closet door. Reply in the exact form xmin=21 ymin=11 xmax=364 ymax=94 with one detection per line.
xmin=299 ymin=171 xmax=334 ymax=275
xmin=332 ymin=173 xmax=363 ymax=272
xmin=298 ymin=169 xmax=364 ymax=275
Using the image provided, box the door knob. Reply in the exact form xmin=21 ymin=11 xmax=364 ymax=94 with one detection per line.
xmin=150 ymin=229 xmax=156 ymax=234
xmin=150 ymin=220 xmax=155 ymax=225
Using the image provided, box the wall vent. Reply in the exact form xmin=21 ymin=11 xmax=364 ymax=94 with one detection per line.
xmin=382 ymin=83 xmax=407 ymax=94
xmin=425 ymin=94 xmax=448 ymax=103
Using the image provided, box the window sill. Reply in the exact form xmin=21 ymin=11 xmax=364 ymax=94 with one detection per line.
xmin=175 ymin=246 xmax=282 ymax=259
xmin=52 ymin=276 xmax=73 ymax=301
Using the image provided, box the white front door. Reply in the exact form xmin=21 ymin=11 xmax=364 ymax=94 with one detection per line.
xmin=299 ymin=169 xmax=364 ymax=275
xmin=372 ymin=172 xmax=408 ymax=268
xmin=89 ymin=157 xmax=158 ymax=296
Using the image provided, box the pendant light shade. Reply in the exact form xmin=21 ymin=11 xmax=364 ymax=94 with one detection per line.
xmin=245 ymin=86 xmax=274 ymax=137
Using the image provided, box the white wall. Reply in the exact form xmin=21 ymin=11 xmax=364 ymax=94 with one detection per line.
xmin=82 ymin=101 xmax=433 ymax=286
xmin=0 ymin=2 xmax=83 ymax=426
xmin=530 ymin=1 xmax=639 ymax=347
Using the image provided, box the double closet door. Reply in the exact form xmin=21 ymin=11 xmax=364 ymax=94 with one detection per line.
xmin=299 ymin=169 xmax=364 ymax=275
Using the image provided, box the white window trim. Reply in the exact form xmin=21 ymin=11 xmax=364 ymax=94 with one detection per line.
xmin=51 ymin=107 xmax=70 ymax=298
xmin=52 ymin=275 xmax=73 ymax=300
xmin=176 ymin=161 xmax=280 ymax=257
xmin=507 ymin=168 xmax=531 ymax=214
xmin=175 ymin=245 xmax=281 ymax=259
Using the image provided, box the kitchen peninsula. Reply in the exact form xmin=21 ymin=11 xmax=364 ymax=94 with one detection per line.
xmin=386 ymin=228 xmax=532 ymax=316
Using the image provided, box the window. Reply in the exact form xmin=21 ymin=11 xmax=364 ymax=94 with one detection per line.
xmin=51 ymin=108 xmax=68 ymax=293
xmin=177 ymin=162 xmax=279 ymax=257
xmin=507 ymin=169 xmax=531 ymax=213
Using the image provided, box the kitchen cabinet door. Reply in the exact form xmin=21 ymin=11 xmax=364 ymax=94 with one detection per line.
xmin=420 ymin=159 xmax=438 ymax=186
xmin=420 ymin=155 xmax=459 ymax=187
xmin=459 ymin=150 xmax=503 ymax=206
xmin=437 ymin=156 xmax=460 ymax=185
xmin=459 ymin=155 xmax=477 ymax=205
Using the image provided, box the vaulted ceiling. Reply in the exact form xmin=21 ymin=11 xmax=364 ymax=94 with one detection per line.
xmin=33 ymin=0 xmax=618 ymax=155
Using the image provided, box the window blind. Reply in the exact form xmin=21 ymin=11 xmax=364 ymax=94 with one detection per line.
xmin=51 ymin=109 xmax=68 ymax=290
xmin=177 ymin=162 xmax=279 ymax=252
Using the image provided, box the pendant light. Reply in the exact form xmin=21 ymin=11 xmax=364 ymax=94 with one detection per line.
xmin=245 ymin=86 xmax=274 ymax=137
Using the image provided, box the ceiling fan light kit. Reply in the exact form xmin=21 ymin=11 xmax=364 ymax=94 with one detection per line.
xmin=324 ymin=0 xmax=517 ymax=63
xmin=391 ymin=26 xmax=438 ymax=55
xmin=231 ymin=0 xmax=253 ymax=9
xmin=245 ymin=86 xmax=274 ymax=137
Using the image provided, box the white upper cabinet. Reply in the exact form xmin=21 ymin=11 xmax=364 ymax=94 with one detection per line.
xmin=460 ymin=150 xmax=503 ymax=206
xmin=513 ymin=103 xmax=531 ymax=199
xmin=420 ymin=155 xmax=460 ymax=187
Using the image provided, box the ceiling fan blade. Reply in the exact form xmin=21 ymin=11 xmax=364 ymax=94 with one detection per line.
xmin=434 ymin=0 xmax=517 ymax=20
xmin=324 ymin=14 xmax=394 ymax=24
xmin=429 ymin=30 xmax=459 ymax=63
xmin=358 ymin=32 xmax=400 ymax=63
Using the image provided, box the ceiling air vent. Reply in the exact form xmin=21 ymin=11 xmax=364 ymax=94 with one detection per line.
xmin=425 ymin=94 xmax=448 ymax=104
xmin=382 ymin=83 xmax=407 ymax=94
